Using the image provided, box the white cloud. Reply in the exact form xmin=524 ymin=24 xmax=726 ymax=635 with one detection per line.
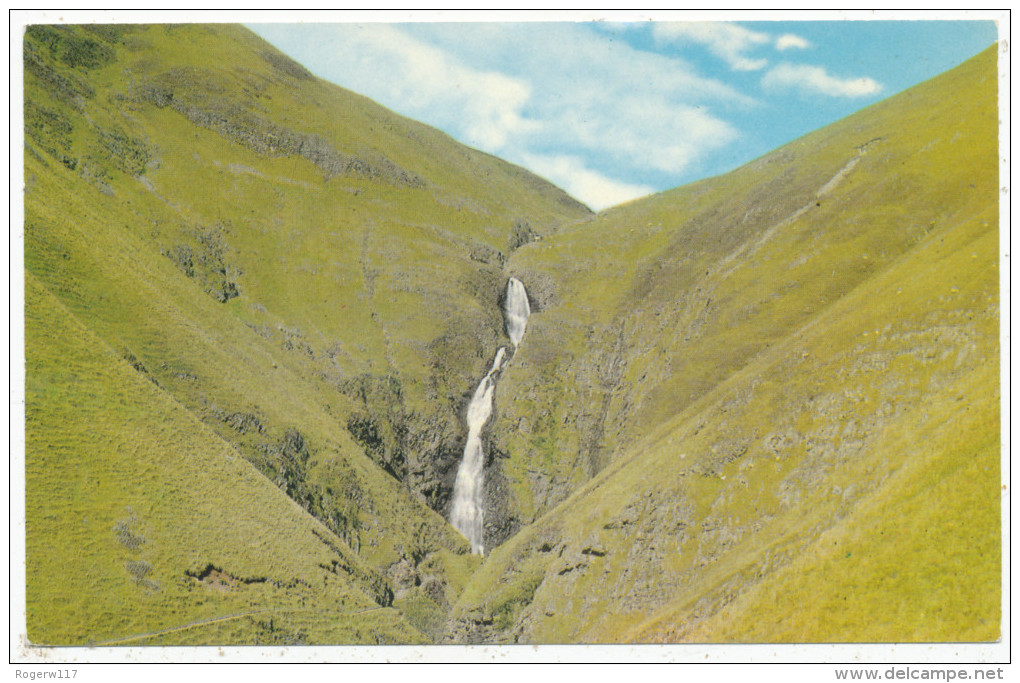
xmin=266 ymin=24 xmax=539 ymax=150
xmin=554 ymin=98 xmax=738 ymax=175
xmin=420 ymin=22 xmax=754 ymax=105
xmin=653 ymin=22 xmax=771 ymax=71
xmin=775 ymin=33 xmax=811 ymax=51
xmin=253 ymin=22 xmax=751 ymax=208
xmin=762 ymin=63 xmax=882 ymax=97
xmin=409 ymin=23 xmax=746 ymax=174
xmin=520 ymin=153 xmax=655 ymax=211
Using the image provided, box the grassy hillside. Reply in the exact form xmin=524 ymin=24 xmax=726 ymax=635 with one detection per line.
xmin=486 ymin=43 xmax=998 ymax=529
xmin=446 ymin=46 xmax=999 ymax=642
xmin=22 ymin=22 xmax=999 ymax=646
xmin=22 ymin=23 xmax=588 ymax=644
xmin=25 ymin=273 xmax=423 ymax=645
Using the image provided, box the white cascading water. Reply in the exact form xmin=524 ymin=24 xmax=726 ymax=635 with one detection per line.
xmin=449 ymin=279 xmax=530 ymax=555
xmin=505 ymin=277 xmax=531 ymax=347
xmin=449 ymin=348 xmax=505 ymax=554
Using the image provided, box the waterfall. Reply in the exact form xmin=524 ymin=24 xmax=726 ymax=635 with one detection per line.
xmin=505 ymin=277 xmax=531 ymax=347
xmin=449 ymin=349 xmax=504 ymax=555
xmin=449 ymin=279 xmax=531 ymax=555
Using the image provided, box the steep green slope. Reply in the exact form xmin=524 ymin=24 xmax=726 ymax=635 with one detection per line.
xmin=23 ymin=23 xmax=589 ymax=644
xmin=487 ymin=44 xmax=997 ymax=529
xmin=446 ymin=46 xmax=999 ymax=642
xmin=25 ymin=273 xmax=424 ymax=645
xmin=642 ymin=362 xmax=999 ymax=642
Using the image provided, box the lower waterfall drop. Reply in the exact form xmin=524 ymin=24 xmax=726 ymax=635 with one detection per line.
xmin=449 ymin=279 xmax=531 ymax=555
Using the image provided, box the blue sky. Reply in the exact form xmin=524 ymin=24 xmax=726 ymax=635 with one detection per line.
xmin=248 ymin=17 xmax=998 ymax=211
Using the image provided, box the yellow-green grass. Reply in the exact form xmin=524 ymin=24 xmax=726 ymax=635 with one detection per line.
xmin=448 ymin=46 xmax=999 ymax=643
xmin=625 ymin=199 xmax=1001 ymax=642
xmin=636 ymin=365 xmax=1000 ymax=642
xmin=25 ymin=274 xmax=426 ymax=645
xmin=490 ymin=44 xmax=997 ymax=529
xmin=24 ymin=23 xmax=1000 ymax=646
xmin=451 ymin=200 xmax=998 ymax=643
xmin=23 ymin=22 xmax=588 ymax=642
xmin=22 ymin=23 xmax=587 ymax=454
xmin=24 ymin=145 xmax=466 ymax=579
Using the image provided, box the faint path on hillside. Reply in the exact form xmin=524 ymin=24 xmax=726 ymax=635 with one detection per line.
xmin=93 ymin=606 xmax=388 ymax=646
xmin=715 ymin=145 xmax=877 ymax=281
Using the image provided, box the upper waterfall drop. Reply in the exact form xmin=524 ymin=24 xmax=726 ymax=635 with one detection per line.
xmin=505 ymin=277 xmax=531 ymax=347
